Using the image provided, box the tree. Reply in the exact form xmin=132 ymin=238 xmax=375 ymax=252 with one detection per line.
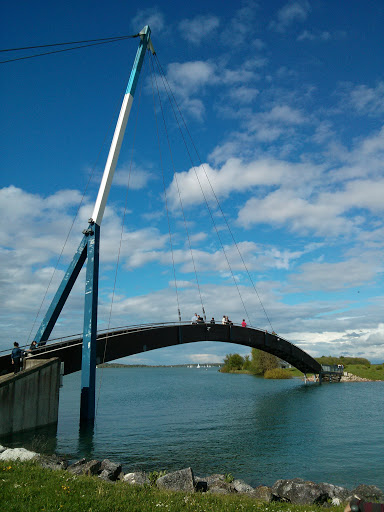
xmin=243 ymin=354 xmax=252 ymax=371
xmin=222 ymin=353 xmax=244 ymax=372
xmin=251 ymin=348 xmax=278 ymax=375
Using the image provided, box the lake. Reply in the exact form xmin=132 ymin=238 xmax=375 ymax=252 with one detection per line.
xmin=4 ymin=367 xmax=384 ymax=489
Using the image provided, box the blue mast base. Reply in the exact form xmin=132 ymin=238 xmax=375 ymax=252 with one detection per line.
xmin=80 ymin=221 xmax=100 ymax=425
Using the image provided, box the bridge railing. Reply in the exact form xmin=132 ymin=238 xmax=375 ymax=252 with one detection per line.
xmin=0 ymin=321 xmax=297 ymax=357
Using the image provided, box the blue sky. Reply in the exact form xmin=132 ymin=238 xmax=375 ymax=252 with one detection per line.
xmin=1 ymin=0 xmax=384 ymax=364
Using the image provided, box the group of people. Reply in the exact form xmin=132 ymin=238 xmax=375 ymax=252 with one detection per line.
xmin=190 ymin=313 xmax=205 ymax=324
xmin=10 ymin=340 xmax=38 ymax=374
xmin=190 ymin=313 xmax=247 ymax=328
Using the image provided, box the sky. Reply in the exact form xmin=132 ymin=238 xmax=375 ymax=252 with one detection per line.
xmin=1 ymin=0 xmax=384 ymax=365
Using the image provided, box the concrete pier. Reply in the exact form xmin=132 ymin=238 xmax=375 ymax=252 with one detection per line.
xmin=0 ymin=358 xmax=61 ymax=437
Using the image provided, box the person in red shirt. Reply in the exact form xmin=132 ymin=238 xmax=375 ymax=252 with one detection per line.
xmin=241 ymin=319 xmax=247 ymax=327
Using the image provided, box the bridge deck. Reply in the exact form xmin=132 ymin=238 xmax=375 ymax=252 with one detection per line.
xmin=0 ymin=323 xmax=322 ymax=376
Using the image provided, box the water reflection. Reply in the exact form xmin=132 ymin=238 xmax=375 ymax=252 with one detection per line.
xmin=78 ymin=423 xmax=95 ymax=460
xmin=0 ymin=423 xmax=58 ymax=455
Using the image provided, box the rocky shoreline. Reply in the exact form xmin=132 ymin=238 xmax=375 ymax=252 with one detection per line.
xmin=340 ymin=372 xmax=373 ymax=382
xmin=1 ymin=445 xmax=383 ymax=506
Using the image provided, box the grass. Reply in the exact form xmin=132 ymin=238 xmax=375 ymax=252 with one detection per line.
xmin=264 ymin=369 xmax=292 ymax=379
xmin=0 ymin=461 xmax=346 ymax=512
xmin=344 ymin=364 xmax=384 ymax=381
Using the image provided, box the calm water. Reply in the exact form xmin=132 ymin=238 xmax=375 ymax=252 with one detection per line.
xmin=5 ymin=367 xmax=384 ymax=489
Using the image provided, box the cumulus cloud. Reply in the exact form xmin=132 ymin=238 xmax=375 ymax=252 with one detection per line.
xmin=179 ymin=15 xmax=220 ymax=45
xmin=290 ymin=256 xmax=380 ymax=291
xmin=113 ymin=166 xmax=153 ymax=190
xmin=131 ymin=8 xmax=165 ymax=33
xmin=341 ymin=82 xmax=384 ymax=117
xmin=270 ymin=0 xmax=310 ymax=32
xmin=166 ymin=157 xmax=322 ymax=209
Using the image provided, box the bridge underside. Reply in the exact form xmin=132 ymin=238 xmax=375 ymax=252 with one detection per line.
xmin=0 ymin=324 xmax=322 ymax=376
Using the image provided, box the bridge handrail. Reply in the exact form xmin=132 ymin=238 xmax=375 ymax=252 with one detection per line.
xmin=0 ymin=321 xmax=297 ymax=358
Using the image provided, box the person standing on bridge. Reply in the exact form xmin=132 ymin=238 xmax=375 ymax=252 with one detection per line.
xmin=191 ymin=313 xmax=198 ymax=324
xmin=11 ymin=342 xmax=23 ymax=374
xmin=241 ymin=319 xmax=247 ymax=327
xmin=26 ymin=340 xmax=38 ymax=357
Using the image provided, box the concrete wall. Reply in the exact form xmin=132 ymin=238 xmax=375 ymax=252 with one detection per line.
xmin=0 ymin=358 xmax=61 ymax=437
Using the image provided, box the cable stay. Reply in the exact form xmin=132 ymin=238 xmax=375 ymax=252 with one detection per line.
xmin=152 ymin=55 xmax=274 ymax=331
xmin=0 ymin=34 xmax=142 ymax=64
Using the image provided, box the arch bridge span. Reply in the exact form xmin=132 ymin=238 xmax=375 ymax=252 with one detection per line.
xmin=1 ymin=323 xmax=321 ymax=376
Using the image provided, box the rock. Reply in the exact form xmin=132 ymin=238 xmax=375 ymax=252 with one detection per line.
xmin=254 ymin=485 xmax=273 ymax=502
xmin=156 ymin=468 xmax=195 ymax=493
xmin=233 ymin=479 xmax=255 ymax=494
xmin=352 ymin=485 xmax=384 ymax=502
xmin=0 ymin=445 xmax=6 ymax=454
xmin=272 ymin=478 xmax=329 ymax=505
xmin=204 ymin=475 xmax=236 ymax=495
xmin=319 ymin=483 xmax=351 ymax=502
xmin=38 ymin=454 xmax=68 ymax=471
xmin=204 ymin=474 xmax=226 ymax=486
xmin=340 ymin=373 xmax=372 ymax=382
xmin=98 ymin=459 xmax=123 ymax=482
xmin=123 ymin=472 xmax=150 ymax=485
xmin=0 ymin=447 xmax=37 ymax=461
xmin=67 ymin=458 xmax=101 ymax=476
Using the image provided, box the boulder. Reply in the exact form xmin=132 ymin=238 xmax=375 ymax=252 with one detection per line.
xmin=203 ymin=475 xmax=236 ymax=495
xmin=98 ymin=459 xmax=123 ymax=482
xmin=318 ymin=483 xmax=351 ymax=502
xmin=233 ymin=479 xmax=255 ymax=494
xmin=67 ymin=458 xmax=101 ymax=476
xmin=123 ymin=472 xmax=150 ymax=485
xmin=0 ymin=445 xmax=6 ymax=454
xmin=157 ymin=468 xmax=195 ymax=493
xmin=352 ymin=485 xmax=384 ymax=502
xmin=272 ymin=478 xmax=329 ymax=505
xmin=38 ymin=454 xmax=68 ymax=471
xmin=0 ymin=447 xmax=37 ymax=462
xmin=254 ymin=485 xmax=273 ymax=502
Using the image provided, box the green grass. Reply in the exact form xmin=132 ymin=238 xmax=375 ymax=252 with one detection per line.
xmin=344 ymin=364 xmax=384 ymax=381
xmin=0 ymin=461 xmax=346 ymax=512
xmin=264 ymin=368 xmax=292 ymax=379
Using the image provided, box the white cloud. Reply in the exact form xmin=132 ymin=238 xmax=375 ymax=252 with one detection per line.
xmin=342 ymin=82 xmax=384 ymax=116
xmin=131 ymin=8 xmax=165 ymax=33
xmin=166 ymin=61 xmax=216 ymax=95
xmin=114 ymin=167 xmax=152 ymax=190
xmin=166 ymin=157 xmax=321 ymax=209
xmin=179 ymin=15 xmax=220 ymax=45
xmin=228 ymin=86 xmax=259 ymax=105
xmin=270 ymin=1 xmax=310 ymax=32
xmin=297 ymin=30 xmax=346 ymax=42
xmin=221 ymin=2 xmax=260 ymax=47
xmin=290 ymin=256 xmax=380 ymax=291
xmin=297 ymin=30 xmax=331 ymax=41
xmin=237 ymin=176 xmax=384 ymax=237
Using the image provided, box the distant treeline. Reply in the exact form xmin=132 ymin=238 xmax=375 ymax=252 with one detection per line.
xmin=97 ymin=363 xmax=222 ymax=368
xmin=316 ymin=356 xmax=371 ymax=366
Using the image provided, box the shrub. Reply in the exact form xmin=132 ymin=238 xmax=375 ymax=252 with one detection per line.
xmin=264 ymin=368 xmax=292 ymax=379
xmin=222 ymin=353 xmax=245 ymax=372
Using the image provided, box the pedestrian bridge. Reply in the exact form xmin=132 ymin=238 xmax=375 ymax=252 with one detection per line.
xmin=0 ymin=322 xmax=322 ymax=376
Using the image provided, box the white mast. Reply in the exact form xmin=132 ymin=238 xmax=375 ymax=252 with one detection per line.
xmin=91 ymin=25 xmax=155 ymax=226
